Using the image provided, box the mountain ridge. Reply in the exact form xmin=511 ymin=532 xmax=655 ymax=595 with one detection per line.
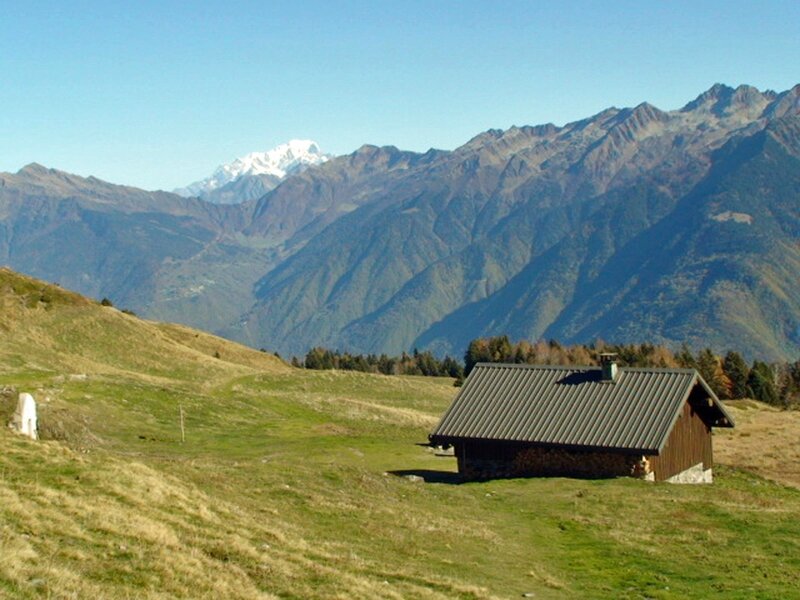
xmin=2 ymin=83 xmax=799 ymax=360
xmin=229 ymin=83 xmax=800 ymax=359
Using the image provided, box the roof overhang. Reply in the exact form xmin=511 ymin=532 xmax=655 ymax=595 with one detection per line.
xmin=428 ymin=435 xmax=660 ymax=456
xmin=652 ymin=373 xmax=735 ymax=454
xmin=692 ymin=374 xmax=735 ymax=428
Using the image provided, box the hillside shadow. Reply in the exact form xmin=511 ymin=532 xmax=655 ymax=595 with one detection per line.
xmin=389 ymin=469 xmax=464 ymax=485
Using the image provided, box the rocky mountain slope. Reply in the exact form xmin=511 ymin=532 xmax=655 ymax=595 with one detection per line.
xmin=228 ymin=84 xmax=800 ymax=360
xmin=2 ymin=83 xmax=799 ymax=360
xmin=0 ymin=163 xmax=264 ymax=332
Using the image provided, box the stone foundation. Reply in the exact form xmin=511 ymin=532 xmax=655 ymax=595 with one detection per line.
xmin=457 ymin=444 xmax=715 ymax=483
xmin=665 ymin=462 xmax=712 ymax=484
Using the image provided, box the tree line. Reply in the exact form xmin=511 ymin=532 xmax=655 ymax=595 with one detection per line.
xmin=294 ymin=347 xmax=464 ymax=379
xmin=293 ymin=336 xmax=800 ymax=408
xmin=463 ymin=336 xmax=799 ymax=407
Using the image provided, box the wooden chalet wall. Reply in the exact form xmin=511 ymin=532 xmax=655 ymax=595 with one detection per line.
xmin=648 ymin=387 xmax=712 ymax=481
xmin=455 ymin=441 xmax=643 ymax=480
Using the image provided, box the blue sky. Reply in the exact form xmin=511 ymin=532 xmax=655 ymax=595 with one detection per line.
xmin=1 ymin=0 xmax=798 ymax=190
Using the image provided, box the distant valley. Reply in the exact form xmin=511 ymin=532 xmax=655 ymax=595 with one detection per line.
xmin=1 ymin=83 xmax=799 ymax=360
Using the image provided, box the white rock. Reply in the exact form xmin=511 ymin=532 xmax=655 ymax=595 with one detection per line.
xmin=12 ymin=393 xmax=38 ymax=440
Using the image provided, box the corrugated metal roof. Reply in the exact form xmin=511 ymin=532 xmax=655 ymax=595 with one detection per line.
xmin=430 ymin=363 xmax=734 ymax=454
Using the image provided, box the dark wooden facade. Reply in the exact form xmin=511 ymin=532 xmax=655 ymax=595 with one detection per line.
xmin=648 ymin=388 xmax=712 ymax=481
xmin=455 ymin=440 xmax=643 ymax=480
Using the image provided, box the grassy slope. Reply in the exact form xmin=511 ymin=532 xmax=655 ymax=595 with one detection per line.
xmin=715 ymin=400 xmax=800 ymax=490
xmin=1 ymin=269 xmax=799 ymax=599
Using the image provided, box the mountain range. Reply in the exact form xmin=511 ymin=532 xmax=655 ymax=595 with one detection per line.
xmin=1 ymin=83 xmax=798 ymax=361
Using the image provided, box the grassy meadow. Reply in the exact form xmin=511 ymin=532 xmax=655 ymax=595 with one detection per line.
xmin=1 ymin=268 xmax=799 ymax=599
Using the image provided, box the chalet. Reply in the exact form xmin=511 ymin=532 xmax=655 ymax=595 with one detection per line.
xmin=429 ymin=354 xmax=734 ymax=483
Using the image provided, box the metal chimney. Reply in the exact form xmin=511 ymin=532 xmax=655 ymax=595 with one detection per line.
xmin=599 ymin=353 xmax=619 ymax=382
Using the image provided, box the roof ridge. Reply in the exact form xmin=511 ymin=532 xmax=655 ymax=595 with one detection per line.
xmin=473 ymin=362 xmax=697 ymax=374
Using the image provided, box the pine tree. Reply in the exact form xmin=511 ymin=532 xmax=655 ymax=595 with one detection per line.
xmin=441 ymin=356 xmax=464 ymax=379
xmin=776 ymin=360 xmax=800 ymax=408
xmin=675 ymin=344 xmax=697 ymax=369
xmin=696 ymin=348 xmax=728 ymax=398
xmin=464 ymin=339 xmax=491 ymax=377
xmin=722 ymin=351 xmax=750 ymax=399
xmin=488 ymin=335 xmax=513 ymax=363
xmin=304 ymin=347 xmax=334 ymax=370
xmin=747 ymin=361 xmax=779 ymax=405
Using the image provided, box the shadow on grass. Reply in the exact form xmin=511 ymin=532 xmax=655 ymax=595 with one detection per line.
xmin=389 ymin=469 xmax=464 ymax=485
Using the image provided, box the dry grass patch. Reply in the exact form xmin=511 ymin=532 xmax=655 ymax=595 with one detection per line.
xmin=153 ymin=322 xmax=290 ymax=374
xmin=716 ymin=401 xmax=800 ymax=489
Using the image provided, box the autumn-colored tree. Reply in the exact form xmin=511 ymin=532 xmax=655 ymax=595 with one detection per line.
xmin=696 ymin=348 xmax=730 ymax=399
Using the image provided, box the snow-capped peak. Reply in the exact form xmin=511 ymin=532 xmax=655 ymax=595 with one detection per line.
xmin=175 ymin=140 xmax=331 ymax=199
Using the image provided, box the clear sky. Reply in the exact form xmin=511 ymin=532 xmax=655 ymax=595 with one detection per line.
xmin=1 ymin=0 xmax=798 ymax=190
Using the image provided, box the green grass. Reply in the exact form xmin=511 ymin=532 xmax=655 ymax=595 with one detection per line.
xmin=1 ymin=268 xmax=799 ymax=598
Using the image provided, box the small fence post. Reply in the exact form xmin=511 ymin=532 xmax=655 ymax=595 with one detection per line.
xmin=179 ymin=404 xmax=185 ymax=443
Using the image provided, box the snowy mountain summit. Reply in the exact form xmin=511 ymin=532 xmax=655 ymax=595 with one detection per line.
xmin=175 ymin=140 xmax=331 ymax=204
